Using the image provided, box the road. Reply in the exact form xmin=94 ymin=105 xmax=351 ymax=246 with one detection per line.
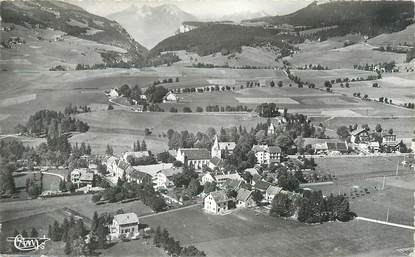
xmin=17 ymin=171 xmax=65 ymax=180
xmin=139 ymin=203 xmax=201 ymax=219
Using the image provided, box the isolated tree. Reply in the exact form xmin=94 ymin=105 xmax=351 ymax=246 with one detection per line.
xmin=388 ymin=128 xmax=394 ymax=135
xmin=105 ymin=144 xmax=113 ymax=155
xmin=141 ymin=140 xmax=147 ymax=151
xmin=375 ymin=124 xmax=382 ymax=133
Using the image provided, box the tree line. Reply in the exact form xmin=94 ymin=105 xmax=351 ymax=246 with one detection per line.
xmin=153 ymin=226 xmax=206 ymax=257
xmin=15 ymin=109 xmax=89 ymax=137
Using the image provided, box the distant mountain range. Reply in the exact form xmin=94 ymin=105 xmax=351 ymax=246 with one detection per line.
xmin=107 ymin=4 xmax=198 ymax=49
xmin=1 ymin=0 xmax=148 ymax=66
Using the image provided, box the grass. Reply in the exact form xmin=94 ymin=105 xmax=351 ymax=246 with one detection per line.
xmin=285 ymin=40 xmax=407 ymax=69
xmin=0 ymin=194 xmax=154 ymax=236
xmin=302 ymin=174 xmax=414 ymax=227
xmin=311 ymin=116 xmax=415 ymax=138
xmin=141 ymin=205 xmax=413 ymax=257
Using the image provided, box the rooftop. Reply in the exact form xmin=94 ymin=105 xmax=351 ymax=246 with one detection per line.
xmin=113 ymin=213 xmax=139 ymax=225
xmin=179 ymin=148 xmax=211 ymax=160
xmin=236 ymin=188 xmax=252 ymax=202
xmin=210 ymin=190 xmax=229 ymax=203
xmin=266 ymin=185 xmax=282 ymax=196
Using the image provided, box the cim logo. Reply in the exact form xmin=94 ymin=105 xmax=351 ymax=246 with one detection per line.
xmin=7 ymin=234 xmax=50 ymax=252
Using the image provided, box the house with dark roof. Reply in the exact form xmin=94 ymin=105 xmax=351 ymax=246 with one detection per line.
xmin=265 ymin=185 xmax=282 ymax=203
xmin=208 ymin=157 xmax=224 ymax=170
xmin=109 ymin=213 xmax=139 ymax=240
xmin=204 ymin=190 xmax=229 ymax=214
xmin=253 ymin=180 xmax=271 ymax=192
xmin=236 ymin=188 xmax=255 ymax=208
xmin=176 ymin=148 xmax=211 ymax=169
xmin=351 ymin=128 xmax=370 ymax=144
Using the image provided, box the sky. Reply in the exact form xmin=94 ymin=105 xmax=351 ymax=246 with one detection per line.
xmin=65 ymin=0 xmax=312 ymax=19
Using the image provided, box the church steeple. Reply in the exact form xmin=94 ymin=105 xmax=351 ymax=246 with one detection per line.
xmin=211 ymin=135 xmax=221 ymax=158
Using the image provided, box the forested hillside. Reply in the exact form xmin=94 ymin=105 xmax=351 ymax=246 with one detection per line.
xmin=150 ymin=24 xmax=299 ymax=57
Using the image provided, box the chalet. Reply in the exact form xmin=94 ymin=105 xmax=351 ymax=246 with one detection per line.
xmin=211 ymin=136 xmax=236 ymax=159
xmin=155 ymin=167 xmax=183 ymax=189
xmin=204 ymin=190 xmax=229 ymax=214
xmin=236 ymin=188 xmax=255 ymax=208
xmin=176 ymin=148 xmax=211 ymax=169
xmin=109 ymin=213 xmax=139 ymax=240
xmin=70 ymin=168 xmax=94 ymax=187
xmin=123 ymin=151 xmax=150 ymax=162
xmin=162 ymin=91 xmax=179 ymax=103
xmin=265 ymin=185 xmax=282 ymax=203
xmin=350 ymin=128 xmax=370 ymax=144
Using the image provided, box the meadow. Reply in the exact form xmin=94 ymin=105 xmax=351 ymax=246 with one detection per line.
xmin=141 ymin=205 xmax=413 ymax=257
xmin=285 ymin=40 xmax=406 ymax=69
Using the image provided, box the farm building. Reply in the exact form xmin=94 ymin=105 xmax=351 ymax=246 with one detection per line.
xmin=176 ymin=148 xmax=211 ymax=169
xmin=204 ymin=190 xmax=229 ymax=214
xmin=109 ymin=213 xmax=139 ymax=240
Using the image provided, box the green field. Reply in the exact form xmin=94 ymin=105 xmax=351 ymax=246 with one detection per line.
xmin=285 ymin=40 xmax=407 ymax=69
xmin=141 ymin=205 xmax=413 ymax=257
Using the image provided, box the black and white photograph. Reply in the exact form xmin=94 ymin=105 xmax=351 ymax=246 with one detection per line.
xmin=0 ymin=0 xmax=414 ymax=256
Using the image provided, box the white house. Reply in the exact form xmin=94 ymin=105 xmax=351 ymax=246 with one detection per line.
xmin=252 ymin=145 xmax=281 ymax=165
xmin=252 ymin=145 xmax=270 ymax=164
xmin=154 ymin=167 xmax=183 ymax=189
xmin=211 ymin=136 xmax=236 ymax=159
xmin=204 ymin=190 xmax=229 ymax=214
xmin=109 ymin=213 xmax=139 ymax=240
xmin=70 ymin=168 xmax=94 ymax=187
xmin=162 ymin=91 xmax=179 ymax=103
xmin=176 ymin=148 xmax=211 ymax=169
xmin=109 ymin=88 xmax=119 ymax=98
xmin=201 ymin=173 xmax=216 ymax=185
